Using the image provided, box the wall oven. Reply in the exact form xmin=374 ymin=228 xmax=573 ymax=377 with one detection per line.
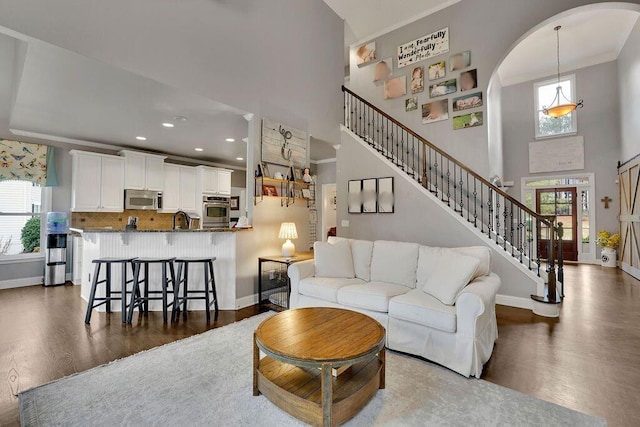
xmin=124 ymin=189 xmax=162 ymax=210
xmin=202 ymin=195 xmax=230 ymax=228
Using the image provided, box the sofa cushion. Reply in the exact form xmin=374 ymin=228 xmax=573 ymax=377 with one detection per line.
xmin=299 ymin=277 xmax=366 ymax=303
xmin=314 ymin=240 xmax=355 ymax=278
xmin=388 ymin=289 xmax=457 ymax=333
xmin=422 ymin=253 xmax=480 ymax=305
xmin=351 ymin=240 xmax=374 ymax=281
xmin=329 ymin=237 xmax=373 ymax=281
xmin=370 ymin=241 xmax=420 ymax=288
xmin=337 ymin=281 xmax=410 ymax=313
xmin=450 ymin=246 xmax=492 ymax=280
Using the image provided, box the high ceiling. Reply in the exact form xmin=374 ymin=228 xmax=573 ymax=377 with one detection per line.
xmin=498 ymin=9 xmax=639 ymax=86
xmin=0 ymin=34 xmax=250 ymax=168
xmin=323 ymin=0 xmax=459 ymax=44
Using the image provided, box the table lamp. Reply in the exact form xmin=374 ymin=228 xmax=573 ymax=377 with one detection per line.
xmin=278 ymin=222 xmax=298 ymax=257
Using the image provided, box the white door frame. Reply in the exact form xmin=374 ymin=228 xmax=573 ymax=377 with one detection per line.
xmin=321 ymin=183 xmax=337 ymax=242
xmin=521 ymin=172 xmax=596 ymax=263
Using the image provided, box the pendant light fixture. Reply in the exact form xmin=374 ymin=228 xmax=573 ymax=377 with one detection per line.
xmin=542 ymin=26 xmax=584 ymax=118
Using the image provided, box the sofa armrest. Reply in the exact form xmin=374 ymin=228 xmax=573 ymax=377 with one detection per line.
xmin=455 ymin=273 xmax=501 ymax=338
xmin=288 ymin=259 xmax=315 ymax=307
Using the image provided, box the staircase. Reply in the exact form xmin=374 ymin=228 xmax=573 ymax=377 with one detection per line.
xmin=342 ymin=86 xmax=564 ymax=305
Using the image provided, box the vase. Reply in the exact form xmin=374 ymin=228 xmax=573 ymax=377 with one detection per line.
xmin=601 ymin=247 xmax=617 ymax=268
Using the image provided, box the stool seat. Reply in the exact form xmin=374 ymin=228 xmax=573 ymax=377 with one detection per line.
xmin=92 ymin=257 xmax=137 ymax=263
xmin=133 ymin=257 xmax=176 ymax=263
xmin=175 ymin=257 xmax=217 ymax=263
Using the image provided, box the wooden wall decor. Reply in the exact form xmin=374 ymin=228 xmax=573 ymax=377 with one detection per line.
xmin=261 ymin=118 xmax=308 ymax=168
xmin=618 ymin=155 xmax=640 ymax=280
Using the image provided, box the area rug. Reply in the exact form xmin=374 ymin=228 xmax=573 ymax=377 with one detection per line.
xmin=19 ymin=313 xmax=605 ymax=426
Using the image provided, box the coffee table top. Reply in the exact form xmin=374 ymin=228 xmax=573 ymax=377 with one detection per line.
xmin=255 ymin=307 xmax=385 ymax=367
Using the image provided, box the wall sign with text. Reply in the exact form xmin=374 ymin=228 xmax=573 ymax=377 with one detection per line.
xmin=397 ymin=27 xmax=449 ymax=69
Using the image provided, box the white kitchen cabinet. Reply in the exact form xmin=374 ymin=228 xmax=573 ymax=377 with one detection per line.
xmin=160 ymin=164 xmax=197 ymax=213
xmin=119 ymin=150 xmax=166 ymax=191
xmin=196 ymin=166 xmax=232 ymax=195
xmin=70 ymin=150 xmax=125 ymax=212
xmin=216 ymin=170 xmax=232 ymax=195
xmin=180 ymin=167 xmax=197 ymax=212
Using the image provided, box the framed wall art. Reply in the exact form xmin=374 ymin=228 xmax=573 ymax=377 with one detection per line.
xmin=453 ymin=112 xmax=483 ymax=130
xmin=428 ymin=61 xmax=446 ymax=80
xmin=422 ymin=100 xmax=449 ymax=124
xmin=377 ymin=177 xmax=394 ymax=213
xmin=410 ymin=66 xmax=424 ymax=94
xmin=449 ymin=51 xmax=471 ymax=71
xmin=261 ymin=118 xmax=308 ymax=167
xmin=348 ymin=180 xmax=362 ymax=214
xmin=362 ymin=178 xmax=377 ymax=213
xmin=355 ymin=41 xmax=376 ymax=67
xmin=452 ymin=92 xmax=483 ymax=111
xmin=460 ymin=69 xmax=478 ymax=92
xmin=373 ymin=57 xmax=393 ymax=82
xmin=429 ymin=79 xmax=457 ymax=98
xmin=384 ymin=76 xmax=407 ymax=100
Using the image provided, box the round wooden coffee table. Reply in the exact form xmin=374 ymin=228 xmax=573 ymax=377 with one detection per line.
xmin=253 ymin=307 xmax=386 ymax=427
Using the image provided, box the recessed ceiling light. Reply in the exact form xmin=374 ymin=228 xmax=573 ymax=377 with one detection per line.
xmin=162 ymin=122 xmax=174 ymax=128
xmin=236 ymin=157 xmax=244 ymax=161
xmin=195 ymin=148 xmax=204 ymax=152
xmin=225 ymin=138 xmax=235 ymax=142
xmin=136 ymin=136 xmax=147 ymax=141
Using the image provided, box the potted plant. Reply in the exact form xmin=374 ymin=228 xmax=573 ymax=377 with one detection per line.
xmin=596 ymin=230 xmax=620 ymax=268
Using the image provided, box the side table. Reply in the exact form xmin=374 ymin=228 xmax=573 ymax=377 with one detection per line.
xmin=258 ymin=253 xmax=313 ymax=311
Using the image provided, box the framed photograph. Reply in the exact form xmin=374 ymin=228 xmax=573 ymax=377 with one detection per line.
xmin=449 ymin=51 xmax=471 ymax=71
xmin=460 ymin=69 xmax=478 ymax=92
xmin=428 ymin=61 xmax=446 ymax=80
xmin=384 ymin=76 xmax=407 ymax=100
xmin=410 ymin=66 xmax=424 ymax=94
xmin=373 ymin=57 xmax=393 ymax=82
xmin=452 ymin=92 xmax=483 ymax=111
xmin=377 ymin=177 xmax=394 ymax=213
xmin=355 ymin=41 xmax=376 ymax=67
xmin=405 ymin=97 xmax=418 ymax=112
xmin=230 ymin=196 xmax=240 ymax=210
xmin=429 ymin=79 xmax=457 ymax=98
xmin=261 ymin=163 xmax=271 ymax=178
xmin=302 ymin=188 xmax=311 ymax=199
xmin=362 ymin=178 xmax=377 ymax=213
xmin=294 ymin=168 xmax=303 ymax=181
xmin=262 ymin=184 xmax=278 ymax=197
xmin=293 ymin=189 xmax=302 ymax=199
xmin=422 ymin=100 xmax=449 ymax=124
xmin=453 ymin=112 xmax=483 ymax=130
xmin=348 ymin=180 xmax=362 ymax=214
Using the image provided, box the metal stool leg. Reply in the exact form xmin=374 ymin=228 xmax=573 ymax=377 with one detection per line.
xmin=143 ymin=263 xmax=150 ymax=314
xmin=120 ymin=261 xmax=128 ymax=323
xmin=161 ymin=262 xmax=168 ymax=324
xmin=105 ymin=262 xmax=112 ymax=313
xmin=209 ymin=260 xmax=219 ymax=319
xmin=84 ymin=262 xmax=102 ymax=324
xmin=182 ymin=262 xmax=189 ymax=318
xmin=204 ymin=261 xmax=211 ymax=323
xmin=127 ymin=262 xmax=142 ymax=324
xmin=172 ymin=261 xmax=184 ymax=323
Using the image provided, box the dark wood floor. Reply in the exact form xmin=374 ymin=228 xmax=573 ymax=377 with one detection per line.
xmin=1 ymin=264 xmax=638 ymax=426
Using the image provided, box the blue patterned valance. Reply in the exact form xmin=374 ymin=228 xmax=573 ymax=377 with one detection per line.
xmin=0 ymin=139 xmax=55 ymax=186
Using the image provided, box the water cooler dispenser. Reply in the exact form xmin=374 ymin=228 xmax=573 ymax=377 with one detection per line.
xmin=44 ymin=212 xmax=68 ymax=287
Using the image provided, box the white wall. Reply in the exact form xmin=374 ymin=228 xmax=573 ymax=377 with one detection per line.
xmin=337 ymin=129 xmax=541 ymax=300
xmin=618 ymin=17 xmax=640 ymax=163
xmin=502 ymin=61 xmax=620 ymax=240
xmin=346 ymin=0 xmax=633 ymax=178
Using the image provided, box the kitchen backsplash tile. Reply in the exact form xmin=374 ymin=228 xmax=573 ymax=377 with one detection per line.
xmin=71 ymin=210 xmax=198 ymax=230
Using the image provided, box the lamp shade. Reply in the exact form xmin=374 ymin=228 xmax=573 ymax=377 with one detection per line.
xmin=278 ymin=222 xmax=298 ymax=240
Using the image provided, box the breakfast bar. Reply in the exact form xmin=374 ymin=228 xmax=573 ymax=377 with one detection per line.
xmin=71 ymin=227 xmax=251 ymax=312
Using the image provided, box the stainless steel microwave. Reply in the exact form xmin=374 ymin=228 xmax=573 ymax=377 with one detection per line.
xmin=124 ymin=189 xmax=162 ymax=210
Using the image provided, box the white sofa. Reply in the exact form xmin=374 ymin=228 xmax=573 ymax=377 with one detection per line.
xmin=288 ymin=237 xmax=501 ymax=378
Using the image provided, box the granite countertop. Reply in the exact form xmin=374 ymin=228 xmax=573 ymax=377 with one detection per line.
xmin=69 ymin=227 xmax=252 ymax=234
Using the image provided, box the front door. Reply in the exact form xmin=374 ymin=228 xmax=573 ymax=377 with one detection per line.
xmin=536 ymin=187 xmax=578 ymax=262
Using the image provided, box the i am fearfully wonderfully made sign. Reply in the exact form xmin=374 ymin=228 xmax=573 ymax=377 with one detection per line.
xmin=397 ymin=27 xmax=449 ymax=68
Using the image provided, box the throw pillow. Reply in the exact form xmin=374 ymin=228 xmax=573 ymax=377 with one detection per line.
xmin=370 ymin=241 xmax=420 ymax=288
xmin=314 ymin=240 xmax=355 ymax=279
xmin=422 ymin=253 xmax=480 ymax=305
xmin=351 ymin=240 xmax=374 ymax=281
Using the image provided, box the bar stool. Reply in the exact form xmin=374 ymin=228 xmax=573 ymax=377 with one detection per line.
xmin=84 ymin=257 xmax=137 ymax=324
xmin=127 ymin=257 xmax=177 ymax=324
xmin=172 ymin=257 xmax=219 ymax=323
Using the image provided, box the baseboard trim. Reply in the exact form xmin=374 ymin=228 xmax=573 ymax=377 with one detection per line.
xmin=496 ymin=294 xmax=533 ymax=310
xmin=0 ymin=276 xmax=43 ymax=290
xmin=236 ymin=293 xmax=258 ymax=309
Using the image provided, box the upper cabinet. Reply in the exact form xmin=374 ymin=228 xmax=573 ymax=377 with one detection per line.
xmin=70 ymin=150 xmax=125 ymax=212
xmin=119 ymin=150 xmax=166 ymax=191
xmin=196 ymin=166 xmax=232 ymax=196
xmin=160 ymin=164 xmax=197 ymax=213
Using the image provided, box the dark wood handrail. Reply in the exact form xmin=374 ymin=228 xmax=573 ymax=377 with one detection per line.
xmin=342 ymin=85 xmax=554 ymax=225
